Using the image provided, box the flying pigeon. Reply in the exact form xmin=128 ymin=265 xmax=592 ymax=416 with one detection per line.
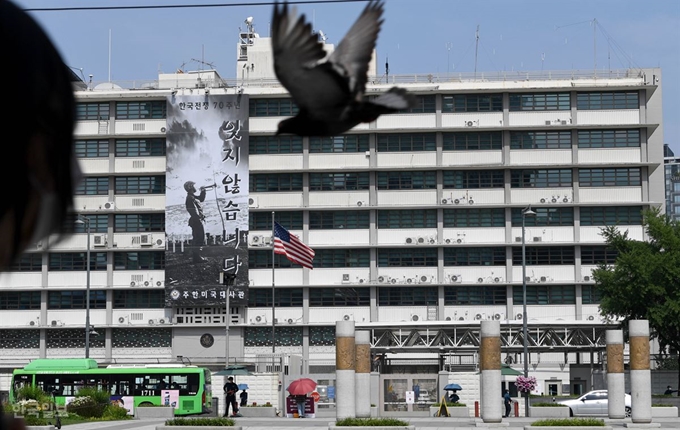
xmin=272 ymin=0 xmax=415 ymax=136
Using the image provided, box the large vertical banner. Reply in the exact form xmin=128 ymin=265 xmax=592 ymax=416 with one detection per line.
xmin=165 ymin=95 xmax=249 ymax=306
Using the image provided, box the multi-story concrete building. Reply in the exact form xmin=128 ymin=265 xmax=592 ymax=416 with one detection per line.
xmin=0 ymin=26 xmax=666 ymax=407
xmin=665 ymin=144 xmax=680 ymax=220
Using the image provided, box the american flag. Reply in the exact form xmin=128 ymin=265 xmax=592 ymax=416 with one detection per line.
xmin=273 ymin=222 xmax=315 ymax=269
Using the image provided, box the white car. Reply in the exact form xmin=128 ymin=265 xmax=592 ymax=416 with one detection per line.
xmin=558 ymin=390 xmax=631 ymax=417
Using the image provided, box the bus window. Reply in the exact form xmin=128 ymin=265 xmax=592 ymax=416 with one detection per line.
xmin=12 ymin=374 xmax=32 ymax=398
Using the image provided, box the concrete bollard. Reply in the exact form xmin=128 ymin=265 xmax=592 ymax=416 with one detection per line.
xmin=629 ymin=320 xmax=652 ymax=424
xmin=336 ymin=320 xmax=356 ymax=420
xmin=607 ymin=330 xmax=625 ymax=419
xmin=480 ymin=320 xmax=502 ymax=423
xmin=355 ymin=330 xmax=371 ymax=418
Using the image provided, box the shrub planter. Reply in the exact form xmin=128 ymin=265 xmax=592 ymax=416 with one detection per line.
xmin=239 ymin=406 xmax=276 ymax=417
xmin=157 ymin=427 xmax=241 ymax=430
xmin=528 ymin=406 xmax=570 ymax=418
xmin=652 ymin=406 xmax=678 ymax=417
xmin=329 ymin=426 xmax=413 ymax=430
xmin=524 ymin=428 xmax=611 ymax=430
xmin=25 ymin=426 xmax=55 ymax=430
xmin=370 ymin=406 xmax=378 ymax=417
xmin=136 ymin=406 xmax=176 ymax=420
xmin=428 ymin=406 xmax=470 ymax=417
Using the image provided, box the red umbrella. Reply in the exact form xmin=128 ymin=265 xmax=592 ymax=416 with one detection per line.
xmin=287 ymin=378 xmax=317 ymax=395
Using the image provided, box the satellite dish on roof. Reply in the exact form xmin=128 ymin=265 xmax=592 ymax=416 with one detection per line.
xmin=94 ymin=82 xmax=122 ymax=91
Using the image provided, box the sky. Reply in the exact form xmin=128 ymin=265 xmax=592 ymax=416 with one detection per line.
xmin=15 ymin=0 xmax=680 ymax=153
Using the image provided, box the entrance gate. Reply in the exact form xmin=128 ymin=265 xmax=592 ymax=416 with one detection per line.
xmin=379 ymin=374 xmax=438 ymax=416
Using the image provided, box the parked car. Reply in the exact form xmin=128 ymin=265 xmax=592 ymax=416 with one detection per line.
xmin=558 ymin=390 xmax=631 ymax=417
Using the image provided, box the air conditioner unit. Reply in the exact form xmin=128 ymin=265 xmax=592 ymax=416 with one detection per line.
xmin=405 ymin=237 xmax=416 ymax=244
xmin=493 ymin=313 xmax=503 ymax=320
xmin=428 ymin=237 xmax=437 ymax=244
xmin=551 ymin=196 xmax=559 ymax=203
xmin=343 ymin=314 xmax=352 ymax=321
xmin=262 ymin=236 xmax=272 ymax=245
xmin=342 ymin=273 xmax=351 ymax=284
xmin=156 ymin=281 xmax=163 ymax=286
xmin=287 ymin=318 xmax=295 ymax=324
xmin=130 ymin=281 xmax=137 ymax=287
xmin=248 ymin=197 xmax=258 ymax=208
xmin=102 ymin=201 xmax=115 ymax=210
xmin=143 ymin=281 xmax=150 ymax=287
xmin=545 ymin=120 xmax=552 ymax=126
xmin=450 ymin=274 xmax=462 ymax=283
xmin=465 ymin=120 xmax=479 ymax=127
xmin=560 ymin=120 xmax=568 ymax=125
xmin=456 ymin=238 xmax=464 ymax=244
xmin=411 ymin=314 xmax=420 ymax=321
xmin=540 ymin=198 xmax=547 ymax=203
xmin=156 ymin=238 xmax=164 ymax=247
xmin=445 ymin=238 xmax=453 ymax=244
xmin=540 ymin=276 xmax=549 ymax=282
xmin=458 ymin=317 xmax=465 ymax=321
xmin=493 ymin=276 xmax=503 ymax=283
xmin=468 ymin=199 xmax=475 ymax=205
xmin=525 ymin=276 xmax=532 ymax=283
xmin=533 ymin=237 xmax=542 ymax=242
xmin=160 ymin=126 xmax=167 ymax=133
xmin=445 ymin=316 xmax=452 ymax=321
xmin=588 ymin=315 xmax=595 ymax=321
xmin=29 ymin=320 xmax=37 ymax=326
xmin=356 ymin=200 xmax=366 ymax=207
xmin=254 ymin=315 xmax=266 ymax=323
xmin=419 ymin=275 xmax=430 ymax=283
xmin=516 ymin=313 xmax=523 ymax=320
xmin=417 ymin=236 xmax=427 ymax=244
xmin=148 ymin=319 xmax=156 ymax=325
xmin=356 ymin=277 xmax=366 ymax=284
xmin=515 ymin=237 xmax=522 ymax=242
xmin=140 ymin=234 xmax=153 ymax=246
xmin=562 ymin=196 xmax=570 ymax=203
xmin=405 ymin=277 xmax=415 ymax=284
xmin=250 ymin=235 xmax=262 ymax=246
xmin=118 ymin=317 xmax=126 ymax=324
xmin=441 ymin=198 xmax=450 ymax=204
xmin=583 ymin=275 xmax=591 ymax=282
xmin=477 ymin=277 xmax=485 ymax=283
xmin=51 ymin=320 xmax=60 ymax=327
xmin=273 ymin=318 xmax=279 ymax=324
xmin=475 ymin=313 xmax=483 ymax=320
xmin=390 ymin=277 xmax=398 ymax=284
xmin=93 ymin=234 xmax=107 ymax=247
xmin=378 ymin=276 xmax=387 ymax=283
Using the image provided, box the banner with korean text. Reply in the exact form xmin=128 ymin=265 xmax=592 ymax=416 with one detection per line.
xmin=165 ymin=94 xmax=249 ymax=306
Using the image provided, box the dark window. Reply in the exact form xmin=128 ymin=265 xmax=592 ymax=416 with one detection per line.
xmin=309 ymin=288 xmax=370 ymax=306
xmin=76 ymin=102 xmax=110 ymax=120
xmin=115 ymin=176 xmax=165 ymax=194
xmin=75 ymin=177 xmax=109 ymax=195
xmin=310 ymin=135 xmax=369 ymax=153
xmin=512 ymin=246 xmax=575 ymax=265
xmin=310 ymin=326 xmax=335 ymax=346
xmin=116 ymin=101 xmax=166 ymax=119
xmin=49 ymin=253 xmax=107 ymax=271
xmin=377 ymin=210 xmax=437 ymax=228
xmin=582 ymin=285 xmax=601 ymax=304
xmin=580 ymin=206 xmax=643 ymax=226
xmin=577 ymin=129 xmax=641 ymax=148
xmin=511 ymin=207 xmax=574 ymax=226
xmin=377 ymin=249 xmax=438 ymax=267
xmin=244 ymin=326 xmax=302 ymax=347
xmin=0 ymin=291 xmax=42 ymax=310
xmin=114 ymin=214 xmax=165 ymax=232
xmin=511 ymin=169 xmax=572 ymax=188
xmin=581 ymin=246 xmax=618 ymax=265
xmin=113 ymin=252 xmax=165 ymax=270
xmin=247 ymin=288 xmax=303 ymax=307
xmin=578 ymin=168 xmax=641 ymax=187
xmin=443 ymin=170 xmax=505 ymax=189
xmin=249 ymin=98 xmax=299 ymax=117
xmin=75 ymin=140 xmax=109 ymax=158
xmin=250 ymin=211 xmax=303 ymax=230
xmin=576 ymin=92 xmax=638 ymax=110
xmin=444 ymin=247 xmax=506 ymax=266
xmin=376 ymin=171 xmax=436 ymax=190
xmin=6 ymin=254 xmax=43 ymax=272
xmin=443 ymin=132 xmax=502 ymax=151
xmin=115 ymin=138 xmax=166 ymax=156
xmin=313 ymin=249 xmax=370 ymax=268
xmin=443 ymin=208 xmax=505 ymax=227
xmin=309 ymin=211 xmax=370 ymax=229
xmin=510 ymin=131 xmax=571 ymax=149
xmin=442 ymin=94 xmax=503 ymax=112
xmin=250 ymin=173 xmax=303 ymax=192
xmin=310 ymin=172 xmax=370 ymax=191
xmin=62 ymin=214 xmax=108 ymax=234
xmin=378 ymin=286 xmax=437 ymax=305
xmin=444 ymin=286 xmax=506 ymax=305
xmin=248 ymin=251 xmax=294 ymax=268
xmin=398 ymin=95 xmax=435 ymax=113
xmin=251 ymin=135 xmax=303 ymax=154
xmin=113 ymin=290 xmax=164 ymax=308
xmin=377 ymin=133 xmax=436 ymax=152
xmin=48 ymin=290 xmax=107 ymax=309
xmin=509 ymin=93 xmax=570 ymax=111
xmin=513 ymin=285 xmax=575 ymax=304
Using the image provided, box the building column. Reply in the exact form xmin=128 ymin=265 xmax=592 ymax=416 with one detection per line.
xmin=628 ymin=320 xmax=653 ymax=425
xmin=606 ymin=330 xmax=625 ymax=419
xmin=355 ymin=330 xmax=371 ymax=418
xmin=336 ymin=320 xmax=356 ymax=420
xmin=480 ymin=320 xmax=502 ymax=423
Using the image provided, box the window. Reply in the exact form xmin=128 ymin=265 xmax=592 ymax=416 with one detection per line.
xmin=509 ymin=93 xmax=570 ymax=111
xmin=116 ymin=101 xmax=166 ymax=119
xmin=247 ymin=288 xmax=303 ymax=307
xmin=377 ymin=133 xmax=436 ymax=152
xmin=577 ymin=129 xmax=641 ymax=148
xmin=512 ymin=246 xmax=575 ymax=265
xmin=313 ymin=249 xmax=370 ymax=268
xmin=114 ymin=252 xmax=165 ymax=270
xmin=250 ymin=211 xmax=303 ymax=230
xmin=443 ymin=170 xmax=504 ymax=189
xmin=397 ymin=95 xmax=435 ymax=113
xmin=378 ymin=210 xmax=437 ymax=228
xmin=0 ymin=291 xmax=41 ymax=310
xmin=511 ymin=169 xmax=572 ymax=188
xmin=62 ymin=214 xmax=108 ymax=234
xmin=510 ymin=131 xmax=571 ymax=149
xmin=310 ymin=326 xmax=335 ymax=346
xmin=581 ymin=246 xmax=618 ymax=265
xmin=378 ymin=286 xmax=437 ymax=306
xmin=377 ymin=249 xmax=438 ymax=267
xmin=582 ymin=285 xmax=601 ymax=304
xmin=49 ymin=253 xmax=107 ymax=271
xmin=76 ymin=102 xmax=109 ymax=120
xmin=444 ymin=286 xmax=506 ymax=305
xmin=115 ymin=138 xmax=166 ymax=156
xmin=577 ymin=92 xmax=638 ymax=110
xmin=310 ymin=135 xmax=369 ymax=153
xmin=513 ymin=285 xmax=575 ymax=304
xmin=7 ymin=254 xmax=43 ymax=272
xmin=48 ymin=290 xmax=107 ymax=309
xmin=248 ymin=251 xmax=294 ymax=268
xmin=112 ymin=328 xmax=171 ymax=348
xmin=113 ymin=290 xmax=164 ymax=308
xmin=115 ymin=176 xmax=165 ymax=194
xmin=251 ymin=135 xmax=303 ymax=154
xmin=245 ymin=326 xmax=302 ymax=346
xmin=310 ymin=288 xmax=370 ymax=306
xmin=578 ymin=168 xmax=641 ymax=187
xmin=442 ymin=94 xmax=503 ymax=112
xmin=444 ymin=247 xmax=506 ymax=266
xmin=511 ymin=207 xmax=574 ymax=226
xmin=376 ymin=171 xmax=436 ymax=190
xmin=310 ymin=172 xmax=370 ymax=191
xmin=114 ymin=214 xmax=165 ymax=232
xmin=249 ymin=98 xmax=299 ymax=117
xmin=75 ymin=177 xmax=109 ymax=195
xmin=310 ymin=211 xmax=370 ymax=229
xmin=443 ymin=208 xmax=505 ymax=227
xmin=75 ymin=140 xmax=109 ymax=158
xmin=443 ymin=132 xmax=502 ymax=151
xmin=250 ymin=173 xmax=303 ymax=192
xmin=580 ymin=206 xmax=642 ymax=226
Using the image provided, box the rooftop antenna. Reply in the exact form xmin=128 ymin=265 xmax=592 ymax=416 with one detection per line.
xmin=385 ymin=55 xmax=389 ymax=83
xmin=108 ymin=29 xmax=112 ymax=82
xmin=446 ymin=42 xmax=452 ymax=74
xmin=592 ymin=18 xmax=597 ymax=75
xmin=68 ymin=66 xmax=86 ymax=82
xmin=474 ymin=25 xmax=480 ymax=80
xmin=541 ymin=53 xmax=545 ymax=71
xmin=191 ymin=46 xmax=215 ymax=71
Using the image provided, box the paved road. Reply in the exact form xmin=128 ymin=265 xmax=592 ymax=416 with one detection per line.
xmin=60 ymin=416 xmax=680 ymax=430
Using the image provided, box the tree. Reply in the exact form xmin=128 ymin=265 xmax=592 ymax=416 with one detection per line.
xmin=593 ymin=208 xmax=680 ymax=395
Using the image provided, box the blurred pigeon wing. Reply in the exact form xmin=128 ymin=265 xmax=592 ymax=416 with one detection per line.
xmin=328 ymin=0 xmax=384 ymax=99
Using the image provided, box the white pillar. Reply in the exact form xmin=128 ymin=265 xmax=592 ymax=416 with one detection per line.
xmin=355 ymin=330 xmax=371 ymax=418
xmin=606 ymin=330 xmax=625 ymax=419
xmin=336 ymin=320 xmax=356 ymax=420
xmin=480 ymin=320 xmax=502 ymax=423
xmin=629 ymin=320 xmax=652 ymax=424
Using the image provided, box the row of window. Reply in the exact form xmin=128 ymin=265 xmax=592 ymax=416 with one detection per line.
xmin=75 ymin=176 xmax=165 ymax=195
xmin=59 ymin=214 xmax=165 ymax=234
xmin=76 ymin=101 xmax=166 ymax=121
xmin=0 ymin=290 xmax=163 ymax=310
xmin=0 ymin=328 xmax=171 ymax=349
xmin=10 ymin=252 xmax=165 ymax=272
xmin=75 ymin=138 xmax=166 ymax=158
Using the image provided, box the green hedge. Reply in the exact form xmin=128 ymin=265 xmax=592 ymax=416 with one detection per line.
xmin=336 ymin=417 xmax=409 ymax=426
xmin=532 ymin=402 xmax=568 ymax=407
xmin=165 ymin=417 xmax=236 ymax=426
xmin=532 ymin=418 xmax=605 ymax=427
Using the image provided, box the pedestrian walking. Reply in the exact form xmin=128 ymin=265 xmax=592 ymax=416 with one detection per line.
xmin=503 ymin=390 xmax=512 ymax=418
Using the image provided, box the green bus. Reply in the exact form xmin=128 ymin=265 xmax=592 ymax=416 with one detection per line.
xmin=10 ymin=359 xmax=212 ymax=416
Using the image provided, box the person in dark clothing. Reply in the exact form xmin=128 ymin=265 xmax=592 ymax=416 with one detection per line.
xmin=184 ymin=181 xmax=207 ymax=263
xmin=294 ymin=394 xmax=307 ymax=418
xmin=503 ymin=390 xmax=512 ymax=418
xmin=239 ymin=389 xmax=248 ymax=407
xmin=223 ymin=377 xmax=240 ymax=417
xmin=664 ymin=385 xmax=677 ymax=395
xmin=448 ymin=390 xmax=460 ymax=404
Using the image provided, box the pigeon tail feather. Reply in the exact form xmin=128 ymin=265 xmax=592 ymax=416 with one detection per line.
xmin=372 ymin=87 xmax=417 ymax=111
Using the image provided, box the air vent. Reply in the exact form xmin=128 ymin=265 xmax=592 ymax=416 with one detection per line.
xmin=102 ymin=201 xmax=115 ymax=210
xmin=445 ymin=316 xmax=452 ymax=321
xmin=343 ymin=314 xmax=351 ymax=321
xmin=494 ymin=313 xmax=502 ymax=320
xmin=583 ymin=275 xmax=591 ymax=282
xmin=248 ymin=197 xmax=258 ymax=208
xmin=411 ymin=315 xmax=420 ymax=321
xmin=516 ymin=313 xmax=523 ymax=320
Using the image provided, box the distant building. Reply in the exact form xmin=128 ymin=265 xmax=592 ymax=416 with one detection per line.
xmin=665 ymin=144 xmax=680 ymax=220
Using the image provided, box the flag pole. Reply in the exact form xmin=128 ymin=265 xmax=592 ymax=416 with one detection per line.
xmin=271 ymin=211 xmax=276 ymax=356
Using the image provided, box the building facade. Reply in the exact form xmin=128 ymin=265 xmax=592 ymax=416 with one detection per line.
xmin=664 ymin=144 xmax=680 ymax=220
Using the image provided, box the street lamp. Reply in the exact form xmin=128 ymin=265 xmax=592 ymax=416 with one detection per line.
xmin=75 ymin=215 xmax=91 ymax=358
xmin=521 ymin=205 xmax=536 ymax=417
xmin=222 ymin=272 xmax=236 ymax=367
